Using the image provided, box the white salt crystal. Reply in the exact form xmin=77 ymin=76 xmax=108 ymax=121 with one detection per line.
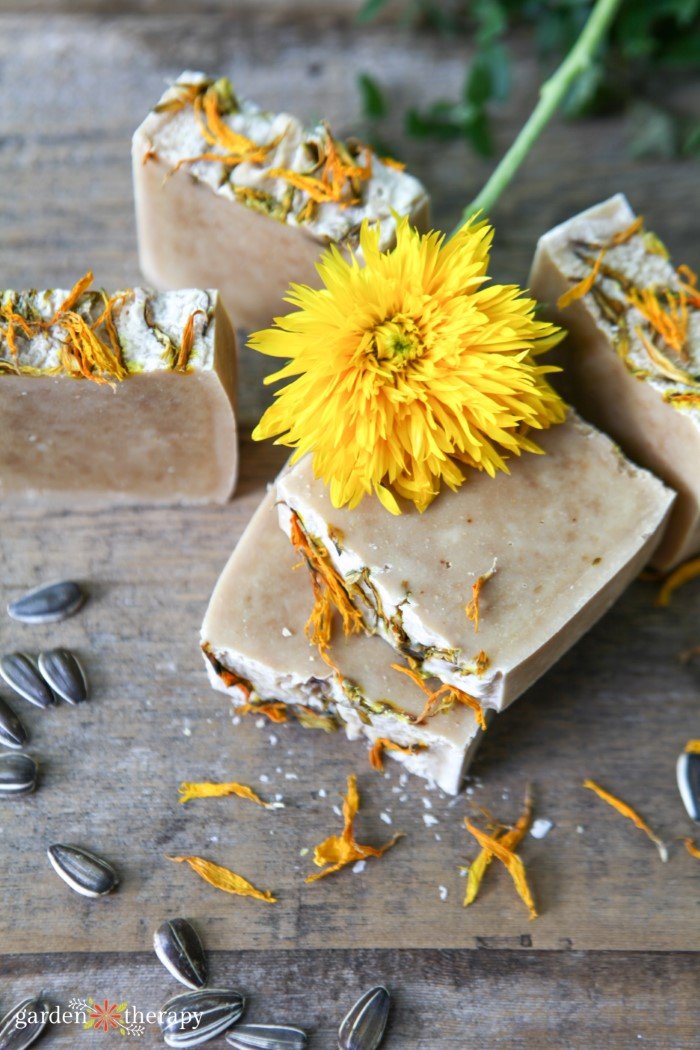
xmin=530 ymin=818 xmax=554 ymax=840
xmin=380 ymin=812 xmax=392 ymax=825
xmin=439 ymin=885 xmax=448 ymax=901
xmin=353 ymin=860 xmax=367 ymax=874
xmin=423 ymin=814 xmax=439 ymax=828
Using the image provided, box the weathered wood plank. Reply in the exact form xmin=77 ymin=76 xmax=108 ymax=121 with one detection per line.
xmin=0 ymin=10 xmax=698 ymax=961
xmin=1 ymin=949 xmax=699 ymax=1048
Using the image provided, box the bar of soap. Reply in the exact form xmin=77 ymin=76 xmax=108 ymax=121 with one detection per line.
xmin=133 ymin=72 xmax=430 ymax=330
xmin=277 ymin=413 xmax=674 ymax=711
xmin=0 ymin=285 xmax=238 ymax=505
xmin=529 ymin=194 xmax=700 ymax=569
xmin=201 ymin=490 xmax=483 ymax=794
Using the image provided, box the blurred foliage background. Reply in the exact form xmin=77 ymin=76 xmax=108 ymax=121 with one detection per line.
xmin=357 ymin=0 xmax=700 ymax=161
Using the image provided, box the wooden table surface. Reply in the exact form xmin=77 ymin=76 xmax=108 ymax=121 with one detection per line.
xmin=0 ymin=2 xmax=699 ymax=1046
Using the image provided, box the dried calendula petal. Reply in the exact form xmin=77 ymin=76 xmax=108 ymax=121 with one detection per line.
xmin=684 ymin=838 xmax=700 ymax=860
xmin=167 ymin=855 xmax=276 ymax=903
xmin=390 ymin=662 xmax=487 ymax=730
xmin=178 ymin=781 xmax=283 ymax=808
xmin=464 ymin=819 xmax=538 ymax=919
xmin=465 ymin=562 xmax=497 ymax=634
xmin=238 ymin=701 xmax=289 ymax=724
xmin=655 ymin=557 xmax=700 ymax=607
xmin=306 ymin=774 xmax=402 ymax=883
xmin=368 ymin=737 xmax=426 ymax=772
xmin=583 ymin=779 xmax=668 ymax=862
xmin=464 ymin=789 xmax=533 ymax=907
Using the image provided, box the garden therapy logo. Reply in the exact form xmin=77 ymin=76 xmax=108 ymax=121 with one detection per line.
xmin=12 ymin=998 xmax=203 ymax=1038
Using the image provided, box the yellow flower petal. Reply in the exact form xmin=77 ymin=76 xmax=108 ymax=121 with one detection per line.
xmin=167 ymin=855 xmax=276 ymax=902
xmin=178 ymin=781 xmax=280 ymax=808
xmin=583 ymin=779 xmax=667 ymax=862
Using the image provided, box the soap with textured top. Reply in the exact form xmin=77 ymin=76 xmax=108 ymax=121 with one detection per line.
xmin=276 ymin=412 xmax=674 ymax=711
xmin=201 ymin=490 xmax=483 ymax=794
xmin=132 ymin=72 xmax=430 ymax=330
xmin=0 ymin=284 xmax=238 ymax=505
xmin=529 ymin=194 xmax=700 ymax=569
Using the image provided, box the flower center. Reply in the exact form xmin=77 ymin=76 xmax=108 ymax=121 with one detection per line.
xmin=371 ymin=315 xmax=423 ymax=366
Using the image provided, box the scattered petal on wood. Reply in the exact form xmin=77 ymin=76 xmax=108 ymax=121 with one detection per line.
xmin=465 ymin=789 xmax=533 ymax=907
xmin=306 ymin=774 xmax=402 ymax=882
xmin=167 ymin=855 xmax=276 ymax=903
xmin=656 ymin=557 xmax=700 ymax=607
xmin=684 ymin=838 xmax=700 ymax=859
xmin=583 ymin=779 xmax=668 ymax=862
xmin=178 ymin=781 xmax=282 ymax=808
xmin=464 ymin=818 xmax=538 ymax=919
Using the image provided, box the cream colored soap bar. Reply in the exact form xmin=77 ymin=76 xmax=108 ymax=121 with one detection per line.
xmin=529 ymin=195 xmax=700 ymax=569
xmin=201 ymin=490 xmax=483 ymax=794
xmin=277 ymin=413 xmax=674 ymax=711
xmin=0 ymin=285 xmax=238 ymax=505
xmin=133 ymin=72 xmax=430 ymax=330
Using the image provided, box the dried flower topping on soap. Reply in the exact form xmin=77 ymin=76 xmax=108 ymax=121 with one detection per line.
xmin=464 ymin=789 xmax=533 ymax=908
xmin=391 ymin=662 xmax=487 ymax=730
xmin=368 ymin=737 xmax=426 ymax=772
xmin=557 ymin=216 xmax=700 ymax=402
xmin=655 ymin=556 xmax=700 ymax=607
xmin=178 ymin=781 xmax=281 ymax=808
xmin=252 ymin=217 xmax=565 ymax=513
xmin=0 ymin=273 xmax=128 ymax=383
xmin=306 ymin=774 xmax=402 ymax=882
xmin=465 ymin=562 xmax=497 ymax=634
xmin=167 ymin=855 xmax=276 ymax=903
xmin=238 ymin=701 xmax=289 ymax=724
xmin=288 ymin=511 xmax=364 ymax=661
xmin=583 ymin=779 xmax=668 ymax=862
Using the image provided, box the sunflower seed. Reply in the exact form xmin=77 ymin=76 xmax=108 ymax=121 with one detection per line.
xmin=37 ymin=649 xmax=88 ymax=705
xmin=0 ymin=696 xmax=28 ymax=750
xmin=226 ymin=1024 xmax=307 ymax=1049
xmin=338 ymin=986 xmax=390 ymax=1050
xmin=160 ymin=989 xmax=245 ymax=1047
xmin=47 ymin=843 xmax=119 ymax=897
xmin=0 ymin=995 xmax=51 ymax=1049
xmin=7 ymin=580 xmax=85 ymax=624
xmin=0 ymin=753 xmax=38 ymax=796
xmin=0 ymin=654 xmax=54 ymax=709
xmin=154 ymin=918 xmax=207 ymax=989
xmin=677 ymin=750 xmax=700 ymax=821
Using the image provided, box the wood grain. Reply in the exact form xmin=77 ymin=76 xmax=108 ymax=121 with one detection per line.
xmin=1 ymin=949 xmax=699 ymax=1049
xmin=0 ymin=0 xmax=698 ymax=985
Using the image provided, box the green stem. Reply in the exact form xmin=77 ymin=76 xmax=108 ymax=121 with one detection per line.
xmin=454 ymin=0 xmax=623 ymax=233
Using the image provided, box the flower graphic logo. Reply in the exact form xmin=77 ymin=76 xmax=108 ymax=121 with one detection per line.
xmin=86 ymin=999 xmax=126 ymax=1033
xmin=69 ymin=996 xmax=143 ymax=1037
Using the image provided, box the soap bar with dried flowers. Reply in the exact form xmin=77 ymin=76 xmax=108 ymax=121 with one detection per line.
xmin=200 ymin=489 xmax=484 ymax=794
xmin=276 ymin=413 xmax=674 ymax=711
xmin=529 ymin=194 xmax=700 ymax=569
xmin=132 ymin=72 xmax=430 ymax=329
xmin=0 ymin=278 xmax=238 ymax=504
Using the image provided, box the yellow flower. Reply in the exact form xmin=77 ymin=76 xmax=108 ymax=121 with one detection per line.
xmin=251 ymin=216 xmax=566 ymax=513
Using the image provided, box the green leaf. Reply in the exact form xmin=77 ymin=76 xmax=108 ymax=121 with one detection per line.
xmin=464 ymin=110 xmax=495 ymax=157
xmin=357 ymin=0 xmax=392 ymax=23
xmin=465 ymin=60 xmax=493 ymax=107
xmin=357 ymin=73 xmax=387 ymax=119
xmin=682 ymin=121 xmax=700 ymax=156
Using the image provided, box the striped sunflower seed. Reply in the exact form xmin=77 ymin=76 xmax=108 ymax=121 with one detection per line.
xmin=677 ymin=750 xmax=700 ymax=822
xmin=160 ymin=989 xmax=245 ymax=1048
xmin=0 ymin=696 xmax=29 ymax=750
xmin=0 ymin=994 xmax=51 ymax=1049
xmin=0 ymin=753 xmax=38 ymax=796
xmin=0 ymin=654 xmax=54 ymax=709
xmin=154 ymin=918 xmax=207 ymax=989
xmin=37 ymin=649 xmax=88 ymax=705
xmin=338 ymin=987 xmax=390 ymax=1050
xmin=47 ymin=843 xmax=119 ymax=897
xmin=7 ymin=580 xmax=85 ymax=624
xmin=226 ymin=1024 xmax=307 ymax=1049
